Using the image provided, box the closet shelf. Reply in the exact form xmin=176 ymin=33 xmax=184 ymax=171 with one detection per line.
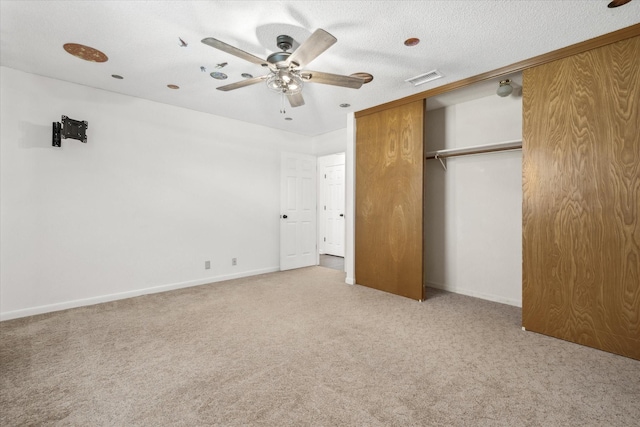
xmin=426 ymin=139 xmax=522 ymax=170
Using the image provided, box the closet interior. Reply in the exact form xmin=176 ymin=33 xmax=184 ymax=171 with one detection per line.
xmin=424 ymin=73 xmax=523 ymax=307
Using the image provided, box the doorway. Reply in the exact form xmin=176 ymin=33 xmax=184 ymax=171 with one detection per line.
xmin=319 ymin=254 xmax=345 ymax=271
xmin=317 ymin=153 xmax=345 ymax=271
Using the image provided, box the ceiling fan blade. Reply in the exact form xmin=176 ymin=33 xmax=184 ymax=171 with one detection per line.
xmin=287 ymin=29 xmax=337 ymax=68
xmin=287 ymin=92 xmax=305 ymax=108
xmin=301 ymin=71 xmax=364 ymax=89
xmin=216 ymin=75 xmax=269 ymax=91
xmin=201 ymin=37 xmax=268 ymax=67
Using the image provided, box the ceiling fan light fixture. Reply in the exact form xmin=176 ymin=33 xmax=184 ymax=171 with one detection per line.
xmin=266 ymin=71 xmax=303 ymax=95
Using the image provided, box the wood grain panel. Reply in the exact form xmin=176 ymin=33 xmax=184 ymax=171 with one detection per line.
xmin=355 ymin=100 xmax=424 ymax=300
xmin=357 ymin=23 xmax=640 ymax=119
xmin=523 ymin=36 xmax=640 ymax=360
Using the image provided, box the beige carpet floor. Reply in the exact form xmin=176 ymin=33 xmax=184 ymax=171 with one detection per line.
xmin=1 ymin=266 xmax=639 ymax=426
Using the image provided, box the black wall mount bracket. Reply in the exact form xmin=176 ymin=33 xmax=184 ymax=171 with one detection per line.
xmin=52 ymin=115 xmax=88 ymax=147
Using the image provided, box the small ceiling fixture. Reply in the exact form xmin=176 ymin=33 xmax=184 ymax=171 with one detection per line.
xmin=63 ymin=43 xmax=108 ymax=62
xmin=111 ymin=74 xmax=123 ymax=79
xmin=241 ymin=73 xmax=254 ymax=79
xmin=167 ymin=84 xmax=180 ymax=89
xmin=210 ymin=72 xmax=228 ymax=80
xmin=284 ymin=117 xmax=293 ymax=121
xmin=339 ymin=103 xmax=351 ymax=108
xmin=496 ymin=79 xmax=513 ymax=97
xmin=404 ymin=38 xmax=420 ymax=47
xmin=607 ymin=0 xmax=632 ymax=7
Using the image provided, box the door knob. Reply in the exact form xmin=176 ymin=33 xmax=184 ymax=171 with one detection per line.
xmin=339 ymin=214 xmax=344 ymax=217
xmin=281 ymin=214 xmax=288 ymax=219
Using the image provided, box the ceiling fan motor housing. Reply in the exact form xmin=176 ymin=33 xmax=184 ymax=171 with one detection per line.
xmin=276 ymin=35 xmax=293 ymax=51
xmin=267 ymin=51 xmax=292 ymax=68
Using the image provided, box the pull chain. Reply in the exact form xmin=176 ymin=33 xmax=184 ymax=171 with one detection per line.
xmin=280 ymin=91 xmax=286 ymax=114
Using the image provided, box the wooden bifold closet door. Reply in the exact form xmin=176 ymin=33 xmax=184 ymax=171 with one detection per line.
xmin=522 ymin=36 xmax=640 ymax=360
xmin=355 ymin=100 xmax=424 ymax=301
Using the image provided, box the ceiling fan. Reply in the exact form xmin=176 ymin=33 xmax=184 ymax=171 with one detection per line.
xmin=201 ymin=29 xmax=364 ymax=108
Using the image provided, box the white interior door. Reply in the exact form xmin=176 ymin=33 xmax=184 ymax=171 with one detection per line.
xmin=319 ymin=153 xmax=345 ymax=257
xmin=280 ymin=152 xmax=317 ymax=271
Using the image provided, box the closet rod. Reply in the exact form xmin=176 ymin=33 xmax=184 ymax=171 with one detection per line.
xmin=425 ymin=139 xmax=522 ymax=160
xmin=426 ymin=140 xmax=522 ymax=170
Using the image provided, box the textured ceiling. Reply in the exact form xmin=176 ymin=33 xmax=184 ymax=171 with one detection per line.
xmin=1 ymin=1 xmax=638 ymax=136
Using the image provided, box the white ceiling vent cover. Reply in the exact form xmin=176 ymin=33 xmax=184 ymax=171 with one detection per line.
xmin=405 ymin=70 xmax=443 ymax=86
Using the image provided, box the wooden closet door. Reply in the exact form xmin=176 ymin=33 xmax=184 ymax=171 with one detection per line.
xmin=355 ymin=100 xmax=424 ymax=301
xmin=522 ymin=36 xmax=640 ymax=359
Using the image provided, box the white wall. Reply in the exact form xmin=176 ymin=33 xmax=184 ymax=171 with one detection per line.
xmin=312 ymin=128 xmax=347 ymax=156
xmin=424 ymin=94 xmax=522 ymax=306
xmin=0 ymin=66 xmax=314 ymax=320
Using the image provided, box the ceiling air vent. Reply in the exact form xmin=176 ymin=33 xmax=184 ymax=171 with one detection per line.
xmin=405 ymin=70 xmax=443 ymax=87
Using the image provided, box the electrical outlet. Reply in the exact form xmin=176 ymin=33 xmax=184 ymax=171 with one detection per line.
xmin=232 ymin=258 xmax=237 ymax=266
xmin=205 ymin=261 xmax=211 ymax=270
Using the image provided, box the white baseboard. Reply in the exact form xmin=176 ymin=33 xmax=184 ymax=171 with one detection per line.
xmin=0 ymin=267 xmax=279 ymax=321
xmin=345 ymin=277 xmax=355 ymax=285
xmin=425 ymin=281 xmax=522 ymax=307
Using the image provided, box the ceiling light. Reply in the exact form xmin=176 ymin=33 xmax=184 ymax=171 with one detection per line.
xmin=63 ymin=43 xmax=108 ymax=62
xmin=496 ymin=79 xmax=513 ymax=97
xmin=167 ymin=84 xmax=180 ymax=89
xmin=266 ymin=70 xmax=303 ymax=95
xmin=404 ymin=38 xmax=420 ymax=47
xmin=111 ymin=74 xmax=123 ymax=79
